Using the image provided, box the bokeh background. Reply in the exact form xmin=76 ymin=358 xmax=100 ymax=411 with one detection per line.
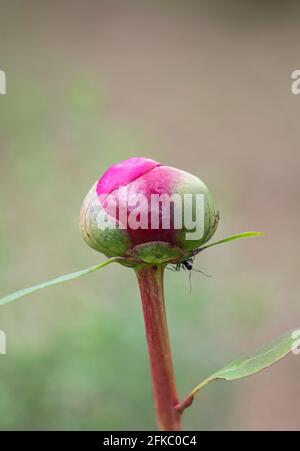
xmin=0 ymin=0 xmax=300 ymax=431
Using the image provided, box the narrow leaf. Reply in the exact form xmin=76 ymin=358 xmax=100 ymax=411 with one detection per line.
xmin=0 ymin=257 xmax=121 ymax=306
xmin=189 ymin=327 xmax=299 ymax=399
xmin=199 ymin=231 xmax=264 ymax=252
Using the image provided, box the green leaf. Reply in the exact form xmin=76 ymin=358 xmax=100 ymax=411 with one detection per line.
xmin=199 ymin=231 xmax=264 ymax=252
xmin=0 ymin=257 xmax=121 ymax=306
xmin=188 ymin=327 xmax=299 ymax=400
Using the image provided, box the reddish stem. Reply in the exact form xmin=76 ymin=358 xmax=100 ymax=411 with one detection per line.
xmin=135 ymin=264 xmax=181 ymax=431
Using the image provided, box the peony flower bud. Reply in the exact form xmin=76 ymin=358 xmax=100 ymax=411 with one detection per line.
xmin=80 ymin=157 xmax=218 ymax=264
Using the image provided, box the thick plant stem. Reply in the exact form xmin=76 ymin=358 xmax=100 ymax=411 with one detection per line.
xmin=135 ymin=264 xmax=181 ymax=431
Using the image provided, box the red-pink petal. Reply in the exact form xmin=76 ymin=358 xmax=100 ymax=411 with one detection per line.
xmin=96 ymin=157 xmax=161 ymax=196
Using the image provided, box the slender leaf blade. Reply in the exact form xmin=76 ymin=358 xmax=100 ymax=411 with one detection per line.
xmin=0 ymin=257 xmax=120 ymax=306
xmin=200 ymin=231 xmax=264 ymax=252
xmin=213 ymin=329 xmax=297 ymax=381
xmin=189 ymin=328 xmax=299 ymax=399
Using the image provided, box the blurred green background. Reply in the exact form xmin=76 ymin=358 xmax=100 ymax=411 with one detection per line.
xmin=0 ymin=0 xmax=299 ymax=430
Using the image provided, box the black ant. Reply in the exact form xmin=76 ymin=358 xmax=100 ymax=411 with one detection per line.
xmin=167 ymin=209 xmax=219 ymax=290
xmin=168 ymin=254 xmax=212 ymax=293
xmin=172 ymin=255 xmax=211 ymax=276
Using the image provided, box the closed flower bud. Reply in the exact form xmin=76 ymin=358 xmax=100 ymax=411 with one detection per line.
xmin=80 ymin=157 xmax=218 ymax=264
